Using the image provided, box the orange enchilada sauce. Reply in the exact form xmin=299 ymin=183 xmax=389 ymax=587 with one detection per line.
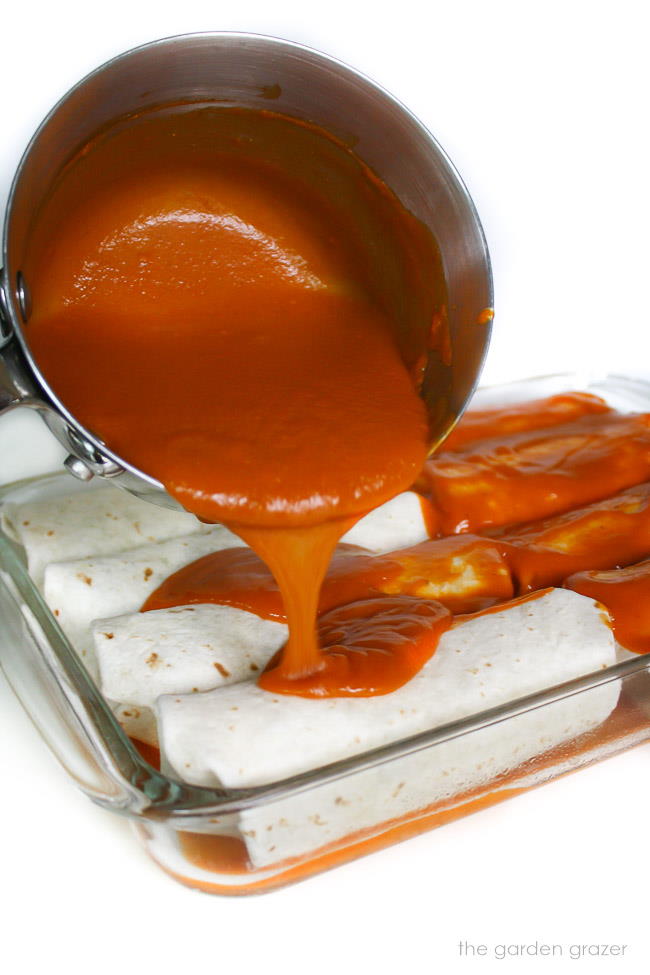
xmin=145 ymin=477 xmax=650 ymax=622
xmin=260 ymin=596 xmax=451 ymax=697
xmin=25 ymin=105 xmax=450 ymax=694
xmin=25 ymin=103 xmax=650 ymax=698
xmin=143 ymin=532 xmax=515 ymax=618
xmin=21 ymin=101 xmax=650 ymax=892
xmin=565 ymin=560 xmax=650 ymax=654
xmin=441 ymin=391 xmax=611 ymax=452
xmin=424 ymin=411 xmax=650 ymax=535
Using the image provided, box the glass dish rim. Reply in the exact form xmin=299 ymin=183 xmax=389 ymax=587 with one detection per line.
xmin=2 ymin=370 xmax=649 ymax=824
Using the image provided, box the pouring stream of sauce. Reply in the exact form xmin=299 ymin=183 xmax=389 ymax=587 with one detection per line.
xmin=26 ymin=105 xmax=447 ymax=693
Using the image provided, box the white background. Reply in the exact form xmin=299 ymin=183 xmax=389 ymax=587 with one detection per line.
xmin=1 ymin=2 xmax=649 ymax=973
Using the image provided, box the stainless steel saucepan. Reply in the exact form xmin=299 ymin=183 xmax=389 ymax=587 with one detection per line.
xmin=0 ymin=32 xmax=492 ymax=509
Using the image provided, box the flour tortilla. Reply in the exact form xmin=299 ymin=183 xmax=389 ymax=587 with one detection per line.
xmin=1 ymin=485 xmax=430 ymax=592
xmin=43 ymin=528 xmax=245 ymax=679
xmin=340 ymin=491 xmax=432 ymax=552
xmin=157 ymin=589 xmax=618 ymax=868
xmin=111 ymin=701 xmax=159 ymax=747
xmin=1 ymin=484 xmax=205 ymax=587
xmin=95 ymin=604 xmax=287 ymax=711
xmin=12 ymin=486 xmax=438 ymax=714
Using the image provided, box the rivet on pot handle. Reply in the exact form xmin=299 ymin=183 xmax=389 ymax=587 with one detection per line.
xmin=0 ymin=273 xmax=38 ymax=414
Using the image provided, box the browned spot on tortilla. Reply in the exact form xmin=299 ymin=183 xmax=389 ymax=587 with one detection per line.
xmin=214 ymin=661 xmax=231 ymax=678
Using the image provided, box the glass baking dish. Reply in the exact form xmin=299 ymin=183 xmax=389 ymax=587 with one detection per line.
xmin=1 ymin=372 xmax=650 ymax=895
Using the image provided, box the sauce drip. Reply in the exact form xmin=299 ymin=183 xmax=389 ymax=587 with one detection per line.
xmin=25 ymin=105 xmax=446 ymax=692
xmin=259 ymin=596 xmax=451 ymax=697
xmin=565 ymin=560 xmax=650 ymax=654
xmin=232 ymin=521 xmax=355 ymax=679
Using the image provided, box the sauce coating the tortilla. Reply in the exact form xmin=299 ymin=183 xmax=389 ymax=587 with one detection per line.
xmin=424 ymin=411 xmax=650 ymax=534
xmin=260 ymin=596 xmax=451 ymax=698
xmin=26 ymin=105 xmax=447 ymax=691
xmin=565 ymin=560 xmax=650 ymax=654
xmin=143 ymin=532 xmax=514 ymax=618
xmin=144 ymin=470 xmax=650 ymax=672
xmin=442 ymin=391 xmax=611 ymax=452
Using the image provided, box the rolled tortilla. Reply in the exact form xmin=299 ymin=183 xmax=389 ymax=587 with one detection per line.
xmin=95 ymin=604 xmax=288 ymax=711
xmin=234 ymin=680 xmax=619 ymax=870
xmin=500 ymin=481 xmax=650 ymax=591
xmin=43 ymin=528 xmax=245 ymax=679
xmin=340 ymin=491 xmax=436 ymax=551
xmin=442 ymin=391 xmax=611 ymax=452
xmin=383 ymin=534 xmax=514 ymax=613
xmin=111 ymin=701 xmax=159 ymax=748
xmin=565 ymin=558 xmax=650 ymax=655
xmin=157 ymin=589 xmax=618 ymax=868
xmin=1 ymin=483 xmax=205 ymax=587
xmin=424 ymin=412 xmax=650 ymax=534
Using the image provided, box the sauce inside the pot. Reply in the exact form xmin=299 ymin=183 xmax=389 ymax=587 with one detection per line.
xmin=26 ymin=105 xmax=449 ymax=691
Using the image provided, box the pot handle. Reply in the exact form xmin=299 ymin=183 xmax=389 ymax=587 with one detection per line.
xmin=0 ymin=334 xmax=38 ymax=414
xmin=0 ymin=271 xmax=40 ymax=414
